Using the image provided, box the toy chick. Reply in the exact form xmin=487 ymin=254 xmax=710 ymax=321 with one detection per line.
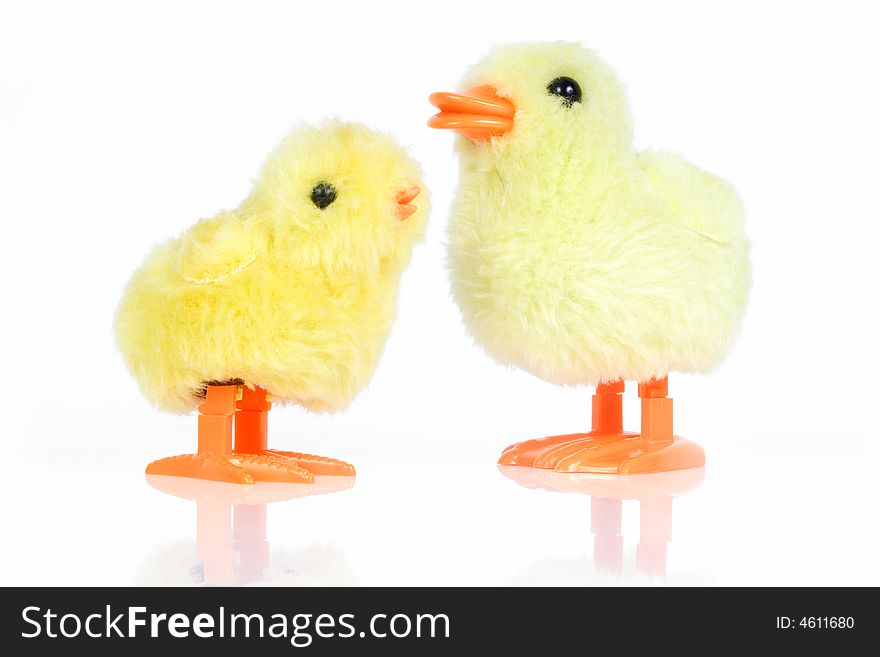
xmin=116 ymin=121 xmax=429 ymax=484
xmin=429 ymin=42 xmax=750 ymax=474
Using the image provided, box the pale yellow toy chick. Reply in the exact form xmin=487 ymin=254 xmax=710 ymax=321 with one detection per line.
xmin=429 ymin=42 xmax=749 ymax=474
xmin=116 ymin=121 xmax=428 ymax=484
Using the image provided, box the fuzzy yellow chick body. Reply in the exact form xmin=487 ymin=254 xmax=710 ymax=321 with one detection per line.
xmin=430 ymin=41 xmax=749 ymax=473
xmin=116 ymin=121 xmax=429 ymax=415
xmin=434 ymin=42 xmax=749 ymax=387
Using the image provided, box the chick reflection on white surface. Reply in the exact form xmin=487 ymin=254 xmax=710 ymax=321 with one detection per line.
xmin=499 ymin=466 xmax=707 ymax=584
xmin=138 ymin=476 xmax=356 ymax=586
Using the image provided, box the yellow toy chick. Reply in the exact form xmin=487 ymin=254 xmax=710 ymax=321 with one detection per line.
xmin=429 ymin=42 xmax=750 ymax=474
xmin=116 ymin=120 xmax=429 ymax=484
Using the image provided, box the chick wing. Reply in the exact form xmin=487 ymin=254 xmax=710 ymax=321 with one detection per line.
xmin=174 ymin=210 xmax=256 ymax=284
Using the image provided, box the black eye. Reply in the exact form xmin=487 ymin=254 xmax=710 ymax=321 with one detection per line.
xmin=547 ymin=76 xmax=582 ymax=107
xmin=310 ymin=181 xmax=337 ymax=209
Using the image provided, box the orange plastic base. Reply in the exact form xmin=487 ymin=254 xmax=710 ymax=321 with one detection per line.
xmin=498 ymin=377 xmax=705 ymax=475
xmin=146 ymin=384 xmax=355 ymax=485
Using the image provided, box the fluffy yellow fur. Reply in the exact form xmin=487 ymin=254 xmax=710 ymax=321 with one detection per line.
xmin=116 ymin=121 xmax=429 ymax=412
xmin=447 ymin=42 xmax=750 ymax=385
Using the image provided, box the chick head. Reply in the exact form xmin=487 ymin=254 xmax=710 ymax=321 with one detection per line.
xmin=242 ymin=120 xmax=428 ymax=274
xmin=429 ymin=42 xmax=633 ymax=167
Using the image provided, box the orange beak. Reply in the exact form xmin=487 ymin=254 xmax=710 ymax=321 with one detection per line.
xmin=428 ymin=85 xmax=515 ymax=141
xmin=395 ymin=185 xmax=420 ymax=220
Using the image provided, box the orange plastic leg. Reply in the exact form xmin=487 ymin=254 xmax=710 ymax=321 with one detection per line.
xmin=146 ymin=384 xmax=329 ymax=485
xmin=498 ymin=376 xmax=704 ymax=474
xmin=638 ymin=377 xmax=673 ymax=444
xmin=235 ymin=385 xmax=271 ymax=454
xmin=147 ymin=385 xmax=254 ymax=484
xmin=197 ymin=384 xmax=237 ymax=454
xmin=592 ymin=380 xmax=624 ymax=433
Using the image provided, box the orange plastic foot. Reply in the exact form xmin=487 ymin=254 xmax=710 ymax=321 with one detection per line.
xmin=532 ymin=434 xmax=705 ymax=474
xmin=146 ymin=453 xmax=255 ymax=485
xmin=269 ymin=451 xmax=356 ymax=477
xmin=145 ymin=452 xmax=316 ymax=484
xmin=229 ymin=450 xmax=356 ymax=479
xmin=145 ymin=384 xmax=353 ymax=485
xmin=497 ymin=377 xmax=705 ymax=475
xmin=498 ymin=380 xmax=632 ymax=467
xmin=227 ymin=453 xmax=315 ymax=483
xmin=231 ymin=385 xmax=355 ymax=477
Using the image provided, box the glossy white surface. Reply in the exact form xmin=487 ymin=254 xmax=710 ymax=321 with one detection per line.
xmin=3 ymin=443 xmax=878 ymax=586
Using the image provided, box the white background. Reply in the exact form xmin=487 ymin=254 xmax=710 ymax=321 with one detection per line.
xmin=1 ymin=0 xmax=878 ymax=586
